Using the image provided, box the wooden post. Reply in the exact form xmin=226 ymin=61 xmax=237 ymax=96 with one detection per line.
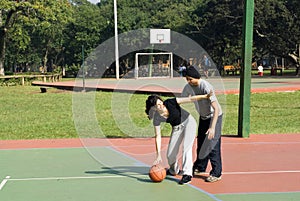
xmin=21 ymin=76 xmax=24 ymax=86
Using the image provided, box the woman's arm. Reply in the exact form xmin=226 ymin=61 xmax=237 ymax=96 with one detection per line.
xmin=176 ymin=91 xmax=212 ymax=104
xmin=153 ymin=125 xmax=162 ymax=165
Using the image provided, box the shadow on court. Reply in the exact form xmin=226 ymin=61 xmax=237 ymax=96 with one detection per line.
xmin=85 ymin=166 xmax=179 ymax=183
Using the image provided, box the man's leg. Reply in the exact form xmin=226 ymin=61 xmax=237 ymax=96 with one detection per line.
xmin=208 ymin=115 xmax=223 ymax=177
xmin=194 ymin=118 xmax=210 ymax=172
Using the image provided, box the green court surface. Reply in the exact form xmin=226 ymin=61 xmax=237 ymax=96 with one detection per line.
xmin=0 ymin=147 xmax=217 ymax=201
xmin=1 ymin=147 xmax=300 ymax=201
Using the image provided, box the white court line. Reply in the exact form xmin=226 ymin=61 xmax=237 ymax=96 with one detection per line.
xmin=4 ymin=170 xmax=300 ymax=183
xmin=223 ymin=170 xmax=300 ymax=175
xmin=0 ymin=176 xmax=10 ymax=190
xmin=223 ymin=142 xmax=300 ymax=145
xmin=8 ymin=174 xmax=143 ymax=182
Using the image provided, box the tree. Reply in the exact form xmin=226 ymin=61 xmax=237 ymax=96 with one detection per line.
xmin=184 ymin=0 xmax=300 ymax=72
xmin=0 ymin=0 xmax=73 ymax=75
xmin=187 ymin=0 xmax=244 ymax=67
xmin=254 ymin=0 xmax=293 ymax=57
xmin=63 ymin=0 xmax=105 ymax=65
xmin=0 ymin=1 xmax=31 ymax=75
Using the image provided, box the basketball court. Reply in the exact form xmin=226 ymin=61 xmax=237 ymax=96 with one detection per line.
xmin=5 ymin=50 xmax=300 ymax=201
xmin=1 ymin=134 xmax=300 ymax=201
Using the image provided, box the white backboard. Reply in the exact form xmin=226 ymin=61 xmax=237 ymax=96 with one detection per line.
xmin=150 ymin=29 xmax=171 ymax=44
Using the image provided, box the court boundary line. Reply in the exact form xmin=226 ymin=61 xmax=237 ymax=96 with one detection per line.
xmin=2 ymin=174 xmax=222 ymax=201
xmin=4 ymin=169 xmax=299 ymax=182
xmin=0 ymin=176 xmax=10 ymax=191
xmin=2 ymin=169 xmax=299 ymax=190
xmin=217 ymin=190 xmax=300 ymax=196
xmin=8 ymin=174 xmax=142 ymax=181
xmin=223 ymin=170 xmax=300 ymax=175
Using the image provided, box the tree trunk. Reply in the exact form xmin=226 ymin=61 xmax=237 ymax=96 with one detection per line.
xmin=0 ymin=8 xmax=16 ymax=76
xmin=0 ymin=10 xmax=5 ymax=76
xmin=298 ymin=44 xmax=300 ymax=76
xmin=0 ymin=29 xmax=6 ymax=76
xmin=296 ymin=65 xmax=300 ymax=76
xmin=43 ymin=49 xmax=49 ymax=73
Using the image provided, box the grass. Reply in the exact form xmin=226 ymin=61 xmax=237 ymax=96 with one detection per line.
xmin=0 ymin=85 xmax=299 ymax=140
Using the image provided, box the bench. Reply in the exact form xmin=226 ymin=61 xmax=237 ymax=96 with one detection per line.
xmin=223 ymin=65 xmax=240 ymax=75
xmin=271 ymin=67 xmax=283 ymax=76
xmin=0 ymin=74 xmax=61 ymax=86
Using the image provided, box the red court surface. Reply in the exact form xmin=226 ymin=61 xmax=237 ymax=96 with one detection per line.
xmin=1 ymin=134 xmax=300 ymax=195
xmin=32 ymin=76 xmax=300 ymax=95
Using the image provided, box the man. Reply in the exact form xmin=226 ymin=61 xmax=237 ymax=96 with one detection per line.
xmin=201 ymin=54 xmax=210 ymax=78
xmin=181 ymin=65 xmax=223 ymax=182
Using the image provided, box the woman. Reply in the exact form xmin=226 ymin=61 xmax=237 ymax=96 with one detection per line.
xmin=145 ymin=92 xmax=211 ymax=184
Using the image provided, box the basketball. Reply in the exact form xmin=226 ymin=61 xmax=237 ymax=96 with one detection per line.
xmin=148 ymin=164 xmax=166 ymax=182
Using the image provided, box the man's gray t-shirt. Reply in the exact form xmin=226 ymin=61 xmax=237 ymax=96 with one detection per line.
xmin=181 ymin=79 xmax=222 ymax=119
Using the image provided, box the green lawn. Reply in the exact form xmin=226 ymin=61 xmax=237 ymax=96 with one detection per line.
xmin=0 ymin=85 xmax=299 ymax=140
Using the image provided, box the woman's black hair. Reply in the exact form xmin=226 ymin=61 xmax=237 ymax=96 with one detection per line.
xmin=145 ymin=95 xmax=162 ymax=119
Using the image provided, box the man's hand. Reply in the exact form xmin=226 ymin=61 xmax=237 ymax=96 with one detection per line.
xmin=206 ymin=128 xmax=215 ymax=140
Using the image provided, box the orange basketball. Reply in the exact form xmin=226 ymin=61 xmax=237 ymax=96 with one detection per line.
xmin=148 ymin=164 xmax=166 ymax=182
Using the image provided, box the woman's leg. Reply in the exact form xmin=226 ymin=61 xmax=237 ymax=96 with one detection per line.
xmin=167 ymin=124 xmax=184 ymax=174
xmin=181 ymin=115 xmax=197 ymax=176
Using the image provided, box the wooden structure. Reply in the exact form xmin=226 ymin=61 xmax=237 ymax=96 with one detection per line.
xmin=223 ymin=65 xmax=240 ymax=75
xmin=0 ymin=74 xmax=61 ymax=86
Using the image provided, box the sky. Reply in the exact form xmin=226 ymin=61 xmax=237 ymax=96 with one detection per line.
xmin=87 ymin=0 xmax=100 ymax=4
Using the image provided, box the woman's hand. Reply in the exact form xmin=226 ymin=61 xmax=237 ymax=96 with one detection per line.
xmin=207 ymin=90 xmax=213 ymax=98
xmin=153 ymin=154 xmax=162 ymax=165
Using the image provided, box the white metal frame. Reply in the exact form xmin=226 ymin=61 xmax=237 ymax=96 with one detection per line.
xmin=135 ymin=52 xmax=173 ymax=79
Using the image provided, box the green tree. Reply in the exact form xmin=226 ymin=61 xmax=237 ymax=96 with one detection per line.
xmin=185 ymin=0 xmax=300 ymax=71
xmin=0 ymin=0 xmax=73 ymax=75
xmin=0 ymin=1 xmax=31 ymax=75
xmin=254 ymin=0 xmax=294 ymax=57
xmin=188 ymin=0 xmax=244 ymax=67
xmin=63 ymin=0 xmax=105 ymax=65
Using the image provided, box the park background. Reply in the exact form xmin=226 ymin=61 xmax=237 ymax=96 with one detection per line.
xmin=1 ymin=0 xmax=299 ymax=139
xmin=0 ymin=0 xmax=300 ymax=78
xmin=1 ymin=1 xmax=300 ymax=201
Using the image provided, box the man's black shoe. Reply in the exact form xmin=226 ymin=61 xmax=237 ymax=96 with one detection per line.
xmin=178 ymin=175 xmax=192 ymax=185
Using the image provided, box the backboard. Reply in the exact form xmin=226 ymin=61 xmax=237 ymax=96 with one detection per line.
xmin=150 ymin=29 xmax=171 ymax=44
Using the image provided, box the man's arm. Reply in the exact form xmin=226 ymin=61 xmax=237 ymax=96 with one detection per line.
xmin=206 ymin=101 xmax=219 ymax=140
xmin=176 ymin=91 xmax=212 ymax=104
